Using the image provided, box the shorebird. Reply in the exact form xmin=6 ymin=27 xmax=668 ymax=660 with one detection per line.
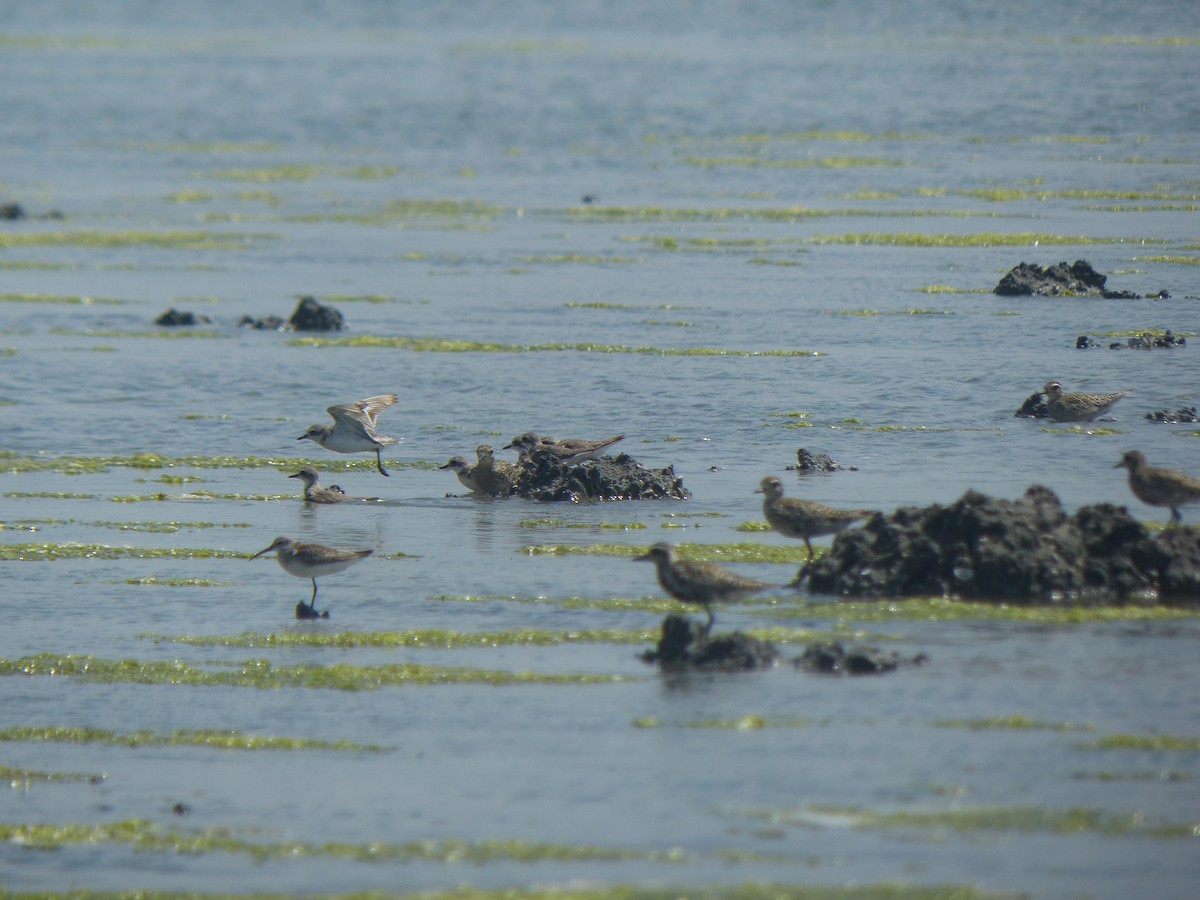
xmin=1114 ymin=450 xmax=1200 ymax=525
xmin=635 ymin=542 xmax=773 ymax=636
xmin=1041 ymin=381 xmax=1127 ymax=422
xmin=288 ymin=466 xmax=346 ymax=504
xmin=251 ymin=536 xmax=373 ymax=616
xmin=756 ymin=476 xmax=876 ymax=580
xmin=504 ymin=431 xmax=624 ymax=465
xmin=439 ymin=456 xmax=477 ymax=491
xmin=297 ymin=394 xmax=399 ymax=476
xmin=288 ymin=467 xmax=378 ymax=504
xmin=472 ymin=444 xmax=516 ymax=495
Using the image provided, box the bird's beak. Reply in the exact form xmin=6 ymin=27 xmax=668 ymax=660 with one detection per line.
xmin=753 ymin=489 xmax=763 ymax=494
xmin=296 ymin=434 xmax=307 ymax=441
xmin=288 ymin=472 xmax=302 ymax=479
xmin=633 ymin=552 xmax=650 ymax=561
xmin=1112 ymin=460 xmax=1123 ymax=469
xmin=251 ymin=547 xmax=271 ymax=560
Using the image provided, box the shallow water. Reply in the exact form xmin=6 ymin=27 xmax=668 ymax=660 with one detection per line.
xmin=1 ymin=1 xmax=1199 ymax=897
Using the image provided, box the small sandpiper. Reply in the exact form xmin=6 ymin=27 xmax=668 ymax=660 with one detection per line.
xmin=635 ymin=542 xmax=773 ymax=636
xmin=1041 ymin=381 xmax=1127 ymax=422
xmin=288 ymin=467 xmax=378 ymax=504
xmin=297 ymin=394 xmax=399 ymax=476
xmin=1114 ymin=450 xmax=1200 ymax=525
xmin=757 ymin=476 xmax=876 ymax=580
xmin=504 ymin=431 xmax=624 ymax=465
xmin=288 ymin=466 xmax=347 ymax=504
xmin=251 ymin=536 xmax=373 ymax=618
xmin=439 ymin=456 xmax=477 ymax=491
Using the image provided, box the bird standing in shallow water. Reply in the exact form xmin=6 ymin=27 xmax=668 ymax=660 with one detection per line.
xmin=472 ymin=444 xmax=516 ymax=495
xmin=288 ymin=466 xmax=346 ymax=504
xmin=635 ymin=542 xmax=772 ymax=636
xmin=439 ymin=456 xmax=477 ymax=491
xmin=1041 ymin=381 xmax=1127 ymax=422
xmin=1114 ymin=450 xmax=1200 ymax=525
xmin=756 ymin=476 xmax=876 ymax=581
xmin=297 ymin=394 xmax=399 ymax=476
xmin=251 ymin=536 xmax=373 ymax=617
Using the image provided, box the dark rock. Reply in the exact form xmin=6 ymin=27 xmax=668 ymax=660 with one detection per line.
xmin=640 ymin=614 xmax=777 ymax=670
xmin=807 ymin=485 xmax=1200 ymax=604
xmin=1013 ymin=391 xmax=1049 ymax=419
xmin=994 ymin=260 xmax=1138 ymax=299
xmin=295 ymin=602 xmax=329 ymax=620
xmin=1152 ymin=290 xmax=1171 ymax=300
xmin=289 ymin=295 xmax=344 ymax=332
xmin=1124 ymin=330 xmax=1185 ymax=349
xmin=795 ymin=641 xmax=928 ymax=675
xmin=154 ymin=308 xmax=211 ymax=327
xmin=1076 ymin=335 xmax=1099 ymax=349
xmin=0 ymin=203 xmax=25 ymax=220
xmin=1146 ymin=407 xmax=1198 ymax=424
xmin=514 ymin=452 xmax=690 ymax=501
xmin=238 ymin=314 xmax=288 ymax=331
xmin=792 ymin=448 xmax=842 ymax=472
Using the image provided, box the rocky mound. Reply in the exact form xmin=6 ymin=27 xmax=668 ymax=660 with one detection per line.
xmin=807 ymin=485 xmax=1200 ymax=604
xmin=789 ymin=448 xmax=846 ymax=472
xmin=289 ymin=295 xmax=344 ymax=331
xmin=640 ymin=615 xmax=777 ymax=670
xmin=994 ymin=260 xmax=1138 ymax=299
xmin=155 ymin=308 xmax=211 ymax=326
xmin=515 ymin=452 xmax=690 ymax=501
xmin=795 ymin=641 xmax=928 ymax=675
xmin=1146 ymin=407 xmax=1198 ymax=424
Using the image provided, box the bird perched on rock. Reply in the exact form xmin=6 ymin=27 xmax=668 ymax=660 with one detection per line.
xmin=297 ymin=394 xmax=399 ymax=476
xmin=756 ymin=476 xmax=876 ymax=581
xmin=1041 ymin=381 xmax=1127 ymax=422
xmin=1114 ymin=450 xmax=1200 ymax=525
xmin=504 ymin=431 xmax=624 ymax=465
xmin=635 ymin=542 xmax=773 ymax=636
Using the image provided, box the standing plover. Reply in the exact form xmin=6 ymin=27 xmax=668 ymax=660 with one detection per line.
xmin=756 ymin=476 xmax=876 ymax=579
xmin=1041 ymin=381 xmax=1127 ymax=422
xmin=1114 ymin=451 xmax=1200 ymax=525
xmin=635 ymin=542 xmax=772 ymax=636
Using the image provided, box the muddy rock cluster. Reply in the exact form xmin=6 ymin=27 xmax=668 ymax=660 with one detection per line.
xmin=514 ymin=452 xmax=690 ymax=502
xmin=993 ymin=260 xmax=1140 ymax=299
xmin=807 ymin=485 xmax=1200 ymax=604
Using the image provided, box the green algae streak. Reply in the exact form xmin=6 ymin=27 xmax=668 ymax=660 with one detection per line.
xmin=0 ymin=543 xmax=245 ymax=561
xmin=634 ymin=715 xmax=807 ymax=730
xmin=145 ymin=627 xmax=659 ymax=649
xmin=0 ymin=450 xmax=420 ymax=475
xmin=1083 ymin=734 xmax=1200 ymax=752
xmin=0 ymin=229 xmax=271 ymax=250
xmin=290 ymin=334 xmax=819 ymax=356
xmin=1 ymin=764 xmax=101 ymax=787
xmin=522 ymin=541 xmax=810 ymax=564
xmin=0 ymin=292 xmax=125 ymax=304
xmin=805 ymin=232 xmax=1158 ymax=248
xmin=770 ymin=597 xmax=1200 ymax=624
xmin=794 ymin=804 xmax=1198 ymax=840
xmin=0 ymin=654 xmax=624 ymax=690
xmin=933 ymin=715 xmax=1095 ymax=732
xmin=0 ymin=725 xmax=380 ymax=752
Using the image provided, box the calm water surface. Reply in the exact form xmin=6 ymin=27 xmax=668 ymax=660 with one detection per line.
xmin=1 ymin=1 xmax=1199 ymax=897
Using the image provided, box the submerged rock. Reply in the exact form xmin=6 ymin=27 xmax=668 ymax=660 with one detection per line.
xmin=641 ymin=614 xmax=777 ymax=670
xmin=295 ymin=602 xmax=329 ymax=620
xmin=1013 ymin=391 xmax=1049 ymax=419
xmin=289 ymin=295 xmax=344 ymax=332
xmin=1146 ymin=407 xmax=1198 ymax=424
xmin=994 ymin=260 xmax=1138 ymax=299
xmin=154 ymin=308 xmax=211 ymax=326
xmin=795 ymin=641 xmax=928 ymax=675
xmin=515 ymin=452 xmax=690 ymax=501
xmin=807 ymin=485 xmax=1200 ymax=604
xmin=1124 ymin=330 xmax=1185 ymax=350
xmin=790 ymin=448 xmax=844 ymax=472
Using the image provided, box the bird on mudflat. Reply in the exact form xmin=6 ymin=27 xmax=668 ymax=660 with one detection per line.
xmin=756 ymin=476 xmax=877 ymax=581
xmin=635 ymin=542 xmax=773 ymax=636
xmin=504 ymin=431 xmax=624 ymax=465
xmin=297 ymin=394 xmax=399 ymax=476
xmin=1114 ymin=450 xmax=1200 ymax=525
xmin=251 ymin=536 xmax=373 ymax=618
xmin=1041 ymin=381 xmax=1127 ymax=422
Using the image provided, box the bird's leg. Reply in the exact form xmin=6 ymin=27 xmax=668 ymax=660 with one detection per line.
xmin=309 ymin=578 xmax=319 ymax=613
xmin=703 ymin=605 xmax=714 ymax=637
xmin=375 ymin=448 xmax=390 ymax=477
xmin=1171 ymin=507 xmax=1182 ymax=527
